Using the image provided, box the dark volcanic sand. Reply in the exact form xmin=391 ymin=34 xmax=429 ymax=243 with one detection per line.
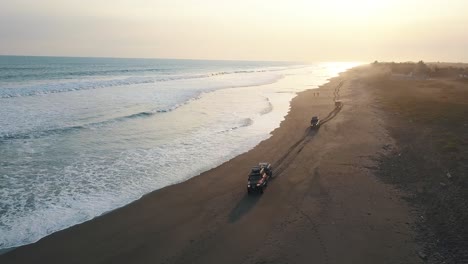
xmin=364 ymin=63 xmax=468 ymax=263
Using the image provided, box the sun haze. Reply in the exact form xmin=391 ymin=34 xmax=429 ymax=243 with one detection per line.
xmin=0 ymin=0 xmax=467 ymax=61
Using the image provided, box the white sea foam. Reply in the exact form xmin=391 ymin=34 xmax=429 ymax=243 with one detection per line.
xmin=0 ymin=68 xmax=291 ymax=98
xmin=0 ymin=71 xmax=282 ymax=139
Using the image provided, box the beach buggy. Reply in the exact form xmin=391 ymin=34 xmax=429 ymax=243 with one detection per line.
xmin=247 ymin=163 xmax=273 ymax=194
xmin=310 ymin=116 xmax=320 ymax=128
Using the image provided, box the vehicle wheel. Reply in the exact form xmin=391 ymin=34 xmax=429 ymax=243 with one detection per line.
xmin=260 ymin=188 xmax=264 ymax=194
xmin=247 ymin=189 xmax=251 ymax=195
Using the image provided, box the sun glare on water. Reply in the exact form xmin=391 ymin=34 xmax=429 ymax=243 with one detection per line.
xmin=321 ymin=62 xmax=362 ymax=76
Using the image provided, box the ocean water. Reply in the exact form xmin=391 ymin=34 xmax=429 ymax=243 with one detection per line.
xmin=0 ymin=56 xmax=357 ymax=250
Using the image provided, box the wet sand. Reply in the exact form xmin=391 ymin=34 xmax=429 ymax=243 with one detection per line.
xmin=0 ymin=66 xmax=423 ymax=264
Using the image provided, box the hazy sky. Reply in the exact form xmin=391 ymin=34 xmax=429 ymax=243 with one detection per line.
xmin=1 ymin=0 xmax=467 ymax=62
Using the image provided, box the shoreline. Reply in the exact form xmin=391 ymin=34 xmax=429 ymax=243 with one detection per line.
xmin=0 ymin=65 xmax=324 ymax=251
xmin=0 ymin=71 xmax=333 ymax=253
xmin=0 ymin=66 xmax=423 ymax=264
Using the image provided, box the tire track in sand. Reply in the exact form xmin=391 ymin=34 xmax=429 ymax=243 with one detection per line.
xmin=271 ymin=81 xmax=344 ymax=178
xmin=266 ymin=80 xmax=344 ymax=264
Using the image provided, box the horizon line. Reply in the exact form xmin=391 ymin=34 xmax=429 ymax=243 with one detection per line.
xmin=0 ymin=54 xmax=307 ymax=64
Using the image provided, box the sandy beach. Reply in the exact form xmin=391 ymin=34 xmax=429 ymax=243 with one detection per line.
xmin=2 ymin=1 xmax=467 ymax=262
xmin=3 ymin=63 xmax=467 ymax=263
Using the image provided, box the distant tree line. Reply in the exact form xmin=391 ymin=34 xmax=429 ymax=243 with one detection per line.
xmin=371 ymin=60 xmax=468 ymax=78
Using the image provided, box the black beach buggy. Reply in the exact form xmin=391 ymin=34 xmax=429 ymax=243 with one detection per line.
xmin=247 ymin=162 xmax=273 ymax=194
xmin=310 ymin=116 xmax=320 ymax=128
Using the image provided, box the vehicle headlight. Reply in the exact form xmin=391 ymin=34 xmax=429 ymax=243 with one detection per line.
xmin=248 ymin=185 xmax=251 ymax=187
xmin=256 ymin=183 xmax=261 ymax=186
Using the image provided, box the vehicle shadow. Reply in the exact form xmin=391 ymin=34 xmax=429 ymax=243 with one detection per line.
xmin=307 ymin=126 xmax=318 ymax=136
xmin=228 ymin=193 xmax=261 ymax=223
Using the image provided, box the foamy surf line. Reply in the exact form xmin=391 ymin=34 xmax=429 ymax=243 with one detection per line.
xmin=0 ymin=75 xmax=283 ymax=141
xmin=0 ymin=67 xmax=297 ymax=98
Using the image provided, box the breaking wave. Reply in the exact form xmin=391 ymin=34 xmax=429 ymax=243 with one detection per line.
xmin=0 ymin=106 xmax=184 ymax=142
xmin=218 ymin=118 xmax=254 ymax=133
xmin=0 ymin=68 xmax=292 ymax=98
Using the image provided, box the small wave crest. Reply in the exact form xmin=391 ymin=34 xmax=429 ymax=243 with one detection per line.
xmin=260 ymin=97 xmax=273 ymax=115
xmin=0 ymin=111 xmax=157 ymax=142
xmin=0 ymin=67 xmax=173 ymax=80
xmin=0 ymin=77 xmax=154 ymax=98
xmin=218 ymin=118 xmax=254 ymax=133
xmin=0 ymin=125 xmax=85 ymax=142
xmin=0 ymin=68 xmax=287 ymax=99
xmin=0 ymin=95 xmax=202 ymax=142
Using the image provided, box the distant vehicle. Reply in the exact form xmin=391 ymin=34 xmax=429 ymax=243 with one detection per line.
xmin=247 ymin=163 xmax=273 ymax=194
xmin=310 ymin=116 xmax=320 ymax=128
xmin=335 ymin=100 xmax=343 ymax=108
